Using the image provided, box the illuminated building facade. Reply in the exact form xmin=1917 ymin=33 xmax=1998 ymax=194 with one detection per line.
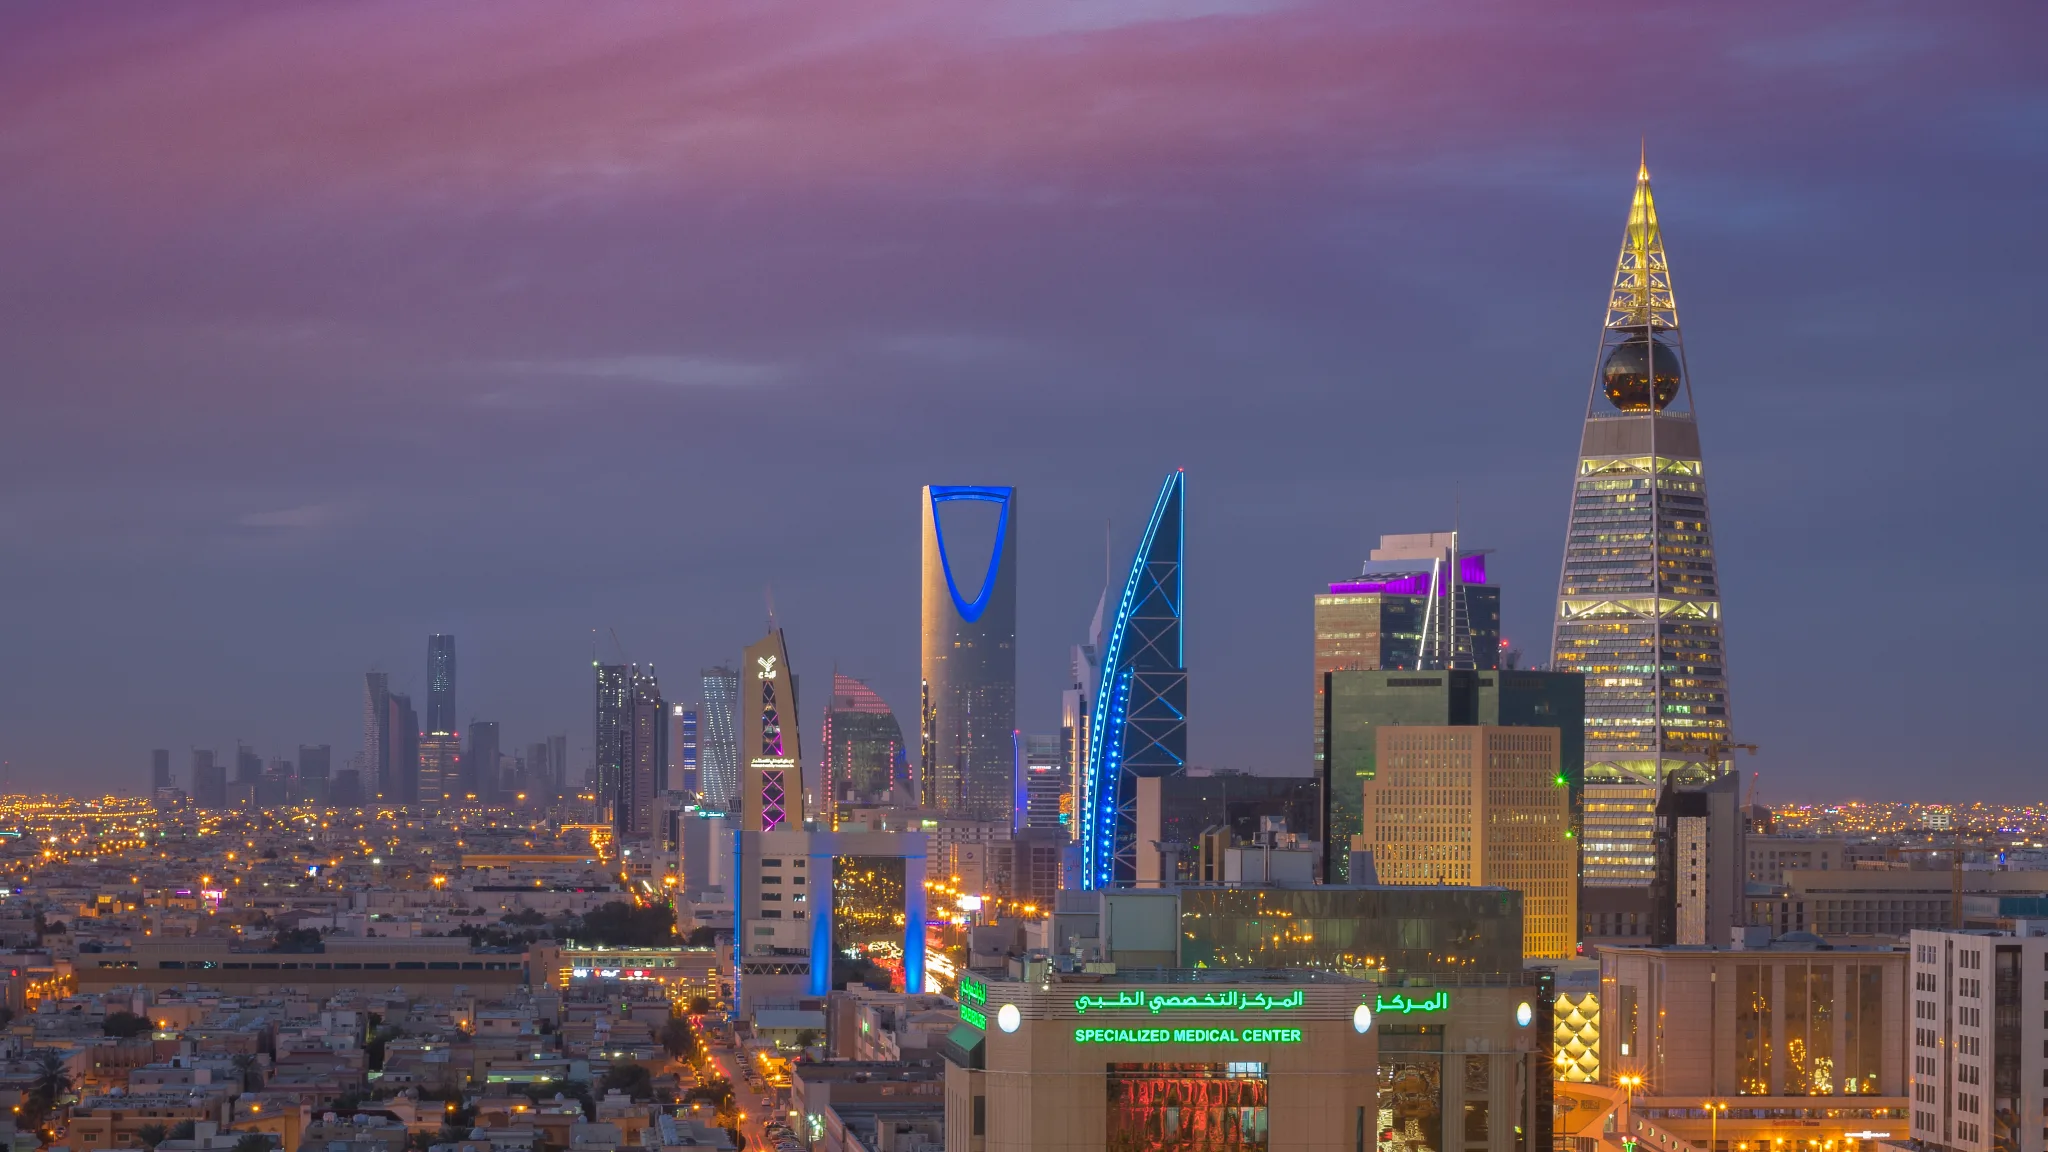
xmin=937 ymin=971 xmax=1551 ymax=1152
xmin=700 ymin=666 xmax=741 ymax=814
xmin=820 ymin=672 xmax=908 ymax=827
xmin=742 ymin=630 xmax=804 ymax=834
xmin=1080 ymin=470 xmax=1187 ymax=890
xmin=919 ymin=485 xmax=1017 ymax=824
xmin=1361 ymin=726 xmax=1576 ymax=960
xmin=1552 ymin=158 xmax=1733 ymax=889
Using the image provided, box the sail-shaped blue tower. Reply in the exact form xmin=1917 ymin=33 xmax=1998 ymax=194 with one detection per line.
xmin=1080 ymin=470 xmax=1186 ymax=890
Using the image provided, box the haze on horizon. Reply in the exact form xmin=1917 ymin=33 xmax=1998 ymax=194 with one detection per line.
xmin=0 ymin=1 xmax=2041 ymax=802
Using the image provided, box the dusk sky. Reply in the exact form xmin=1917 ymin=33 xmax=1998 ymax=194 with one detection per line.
xmin=1 ymin=2 xmax=2041 ymax=801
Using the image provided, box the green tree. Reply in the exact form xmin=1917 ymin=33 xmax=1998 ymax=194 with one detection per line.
xmin=104 ymin=1010 xmax=153 ymax=1038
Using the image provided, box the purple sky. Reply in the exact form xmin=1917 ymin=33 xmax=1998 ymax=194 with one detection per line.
xmin=1 ymin=1 xmax=2041 ymax=801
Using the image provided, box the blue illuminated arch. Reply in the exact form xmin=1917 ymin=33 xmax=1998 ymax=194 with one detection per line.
xmin=927 ymin=486 xmax=1014 ymax=624
xmin=1081 ymin=470 xmax=1186 ymax=890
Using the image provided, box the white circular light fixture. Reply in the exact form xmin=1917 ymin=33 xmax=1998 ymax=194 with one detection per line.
xmin=1352 ymin=1004 xmax=1373 ymax=1034
xmin=1516 ymin=1001 xmax=1533 ymax=1028
xmin=997 ymin=1004 xmax=1021 ymax=1033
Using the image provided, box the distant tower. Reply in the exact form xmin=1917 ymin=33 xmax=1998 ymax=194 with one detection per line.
xmin=1552 ymin=155 xmax=1733 ymax=888
xmin=700 ymin=667 xmax=742 ymax=813
xmin=741 ymin=631 xmax=803 ymax=833
xmin=820 ymin=673 xmax=908 ymax=828
xmin=428 ymin=635 xmax=457 ymax=734
xmin=1080 ymin=470 xmax=1187 ymax=890
xmin=919 ymin=485 xmax=1018 ymax=823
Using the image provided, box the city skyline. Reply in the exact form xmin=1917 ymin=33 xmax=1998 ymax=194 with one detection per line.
xmin=0 ymin=3 xmax=2041 ymax=801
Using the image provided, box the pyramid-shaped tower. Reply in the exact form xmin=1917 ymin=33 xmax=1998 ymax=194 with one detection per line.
xmin=1551 ymin=157 xmax=1733 ymax=889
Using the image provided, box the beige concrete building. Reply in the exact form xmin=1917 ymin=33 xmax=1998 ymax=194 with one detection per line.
xmin=1362 ymin=726 xmax=1576 ymax=959
xmin=939 ymin=971 xmax=1549 ymax=1152
xmin=1600 ymin=935 xmax=1908 ymax=1150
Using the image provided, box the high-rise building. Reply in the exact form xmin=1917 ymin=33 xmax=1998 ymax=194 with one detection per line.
xmin=385 ymin=693 xmax=420 ymax=802
xmin=820 ymin=673 xmax=907 ymax=828
xmin=669 ymin=704 xmax=698 ymax=797
xmin=418 ymin=732 xmax=457 ymax=805
xmin=1551 ymin=157 xmax=1734 ymax=889
xmin=1080 ymin=470 xmax=1187 ymax=890
xmin=594 ymin=662 xmax=630 ymax=809
xmin=362 ymin=671 xmax=390 ymax=796
xmin=151 ymin=749 xmax=172 ymax=794
xmin=700 ymin=667 xmax=741 ymax=814
xmin=191 ymin=749 xmax=225 ymax=808
xmin=1019 ymin=733 xmax=1068 ymax=833
xmin=919 ymin=484 xmax=1017 ymax=823
xmin=427 ymin=634 xmax=457 ymax=734
xmin=465 ymin=721 xmax=500 ymax=802
xmin=1312 ymin=532 xmax=1500 ymax=777
xmin=1361 ymin=725 xmax=1576 ymax=959
xmin=741 ymin=631 xmax=803 ymax=833
xmin=1322 ymin=667 xmax=1584 ymax=882
xmin=615 ymin=667 xmax=664 ymax=838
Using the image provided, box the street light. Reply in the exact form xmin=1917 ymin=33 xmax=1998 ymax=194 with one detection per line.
xmin=1706 ymin=1101 xmax=1728 ymax=1152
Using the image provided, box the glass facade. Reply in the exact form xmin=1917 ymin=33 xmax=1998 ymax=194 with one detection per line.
xmin=1107 ymin=1063 xmax=1269 ymax=1152
xmin=1552 ymin=163 xmax=1734 ymax=888
xmin=1177 ymin=886 xmax=1522 ymax=977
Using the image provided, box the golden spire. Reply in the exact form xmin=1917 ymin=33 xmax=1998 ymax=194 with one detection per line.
xmin=1606 ymin=149 xmax=1676 ymax=331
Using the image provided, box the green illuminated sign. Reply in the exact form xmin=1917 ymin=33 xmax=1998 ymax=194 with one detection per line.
xmin=1373 ymin=992 xmax=1449 ymax=1015
xmin=1072 ymin=989 xmax=1305 ymax=1015
xmin=959 ymin=1004 xmax=988 ymax=1030
xmin=959 ymin=975 xmax=988 ymax=1006
xmin=1075 ymin=1026 xmax=1302 ymax=1044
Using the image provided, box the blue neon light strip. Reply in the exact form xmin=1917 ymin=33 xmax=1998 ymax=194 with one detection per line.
xmin=928 ymin=486 xmax=1013 ymax=623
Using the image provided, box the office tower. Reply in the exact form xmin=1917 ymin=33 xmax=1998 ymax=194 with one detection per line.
xmin=296 ymin=745 xmax=331 ymax=805
xmin=700 ymin=667 xmax=741 ymax=814
xmin=1361 ymin=725 xmax=1575 ymax=959
xmin=1019 ymin=733 xmax=1068 ymax=833
xmin=1061 ymin=585 xmax=1105 ymax=845
xmin=191 ymin=749 xmax=226 ymax=808
xmin=1322 ymin=667 xmax=1585 ymax=882
xmin=362 ymin=671 xmax=390 ymax=796
xmin=1312 ymin=532 xmax=1500 ymax=779
xmin=615 ymin=667 xmax=664 ymax=838
xmin=427 ymin=634 xmax=457 ymax=734
xmin=418 ymin=732 xmax=457 ymax=805
xmin=385 ymin=693 xmax=420 ymax=801
xmin=1079 ymin=470 xmax=1187 ymax=890
xmin=150 ymin=749 xmax=172 ymax=794
xmin=1651 ymin=769 xmax=1745 ymax=946
xmin=593 ymin=662 xmax=630 ymax=808
xmin=919 ymin=484 xmax=1017 ymax=822
xmin=820 ymin=673 xmax=907 ymax=828
xmin=669 ymin=704 xmax=698 ymax=796
xmin=1552 ymin=157 xmax=1733 ymax=890
xmin=465 ymin=721 xmax=500 ymax=802
xmin=741 ymin=630 xmax=804 ymax=833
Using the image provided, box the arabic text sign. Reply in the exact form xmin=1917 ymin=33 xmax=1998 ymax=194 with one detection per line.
xmin=1074 ymin=1027 xmax=1303 ymax=1044
xmin=1072 ymin=989 xmax=1307 ymax=1015
xmin=1373 ymin=991 xmax=1450 ymax=1015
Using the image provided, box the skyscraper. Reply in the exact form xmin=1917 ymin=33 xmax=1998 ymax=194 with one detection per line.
xmin=1551 ymin=157 xmax=1733 ymax=889
xmin=741 ymin=630 xmax=803 ymax=833
xmin=465 ymin=721 xmax=500 ymax=802
xmin=427 ymin=634 xmax=457 ymax=734
xmin=919 ymin=485 xmax=1017 ymax=823
xmin=820 ymin=672 xmax=907 ymax=827
xmin=1312 ymin=532 xmax=1500 ymax=778
xmin=1080 ymin=470 xmax=1187 ymax=890
xmin=615 ymin=667 xmax=664 ymax=838
xmin=362 ymin=671 xmax=390 ymax=796
xmin=700 ymin=667 xmax=741 ymax=814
